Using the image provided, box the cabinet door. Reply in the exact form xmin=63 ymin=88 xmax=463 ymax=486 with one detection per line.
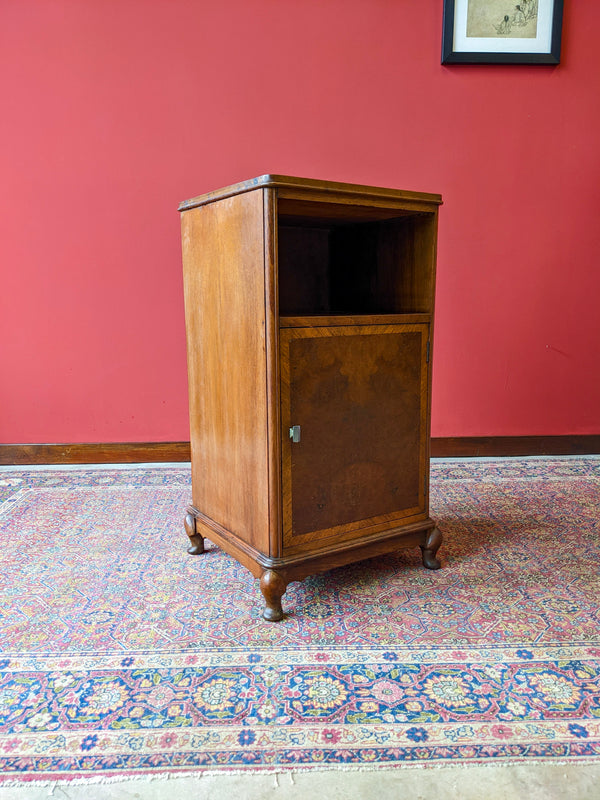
xmin=280 ymin=324 xmax=429 ymax=553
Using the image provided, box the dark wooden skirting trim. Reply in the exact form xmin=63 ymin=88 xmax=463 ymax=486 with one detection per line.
xmin=0 ymin=436 xmax=598 ymax=466
xmin=431 ymin=436 xmax=600 ymax=458
xmin=0 ymin=442 xmax=191 ymax=465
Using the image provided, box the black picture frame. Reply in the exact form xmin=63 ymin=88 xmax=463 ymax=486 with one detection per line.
xmin=442 ymin=0 xmax=563 ymax=64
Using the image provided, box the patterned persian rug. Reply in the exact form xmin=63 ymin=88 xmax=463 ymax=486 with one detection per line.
xmin=0 ymin=457 xmax=599 ymax=784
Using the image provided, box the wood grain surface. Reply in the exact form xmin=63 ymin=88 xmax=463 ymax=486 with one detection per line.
xmin=280 ymin=324 xmax=430 ymax=553
xmin=181 ymin=188 xmax=272 ymax=553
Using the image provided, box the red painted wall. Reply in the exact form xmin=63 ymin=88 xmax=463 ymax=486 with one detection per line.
xmin=1 ymin=0 xmax=599 ymax=443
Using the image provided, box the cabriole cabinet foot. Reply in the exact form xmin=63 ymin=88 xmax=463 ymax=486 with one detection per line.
xmin=260 ymin=570 xmax=288 ymax=622
xmin=184 ymin=509 xmax=205 ymax=555
xmin=420 ymin=526 xmax=443 ymax=570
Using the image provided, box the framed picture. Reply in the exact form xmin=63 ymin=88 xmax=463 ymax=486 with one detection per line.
xmin=442 ymin=0 xmax=563 ymax=64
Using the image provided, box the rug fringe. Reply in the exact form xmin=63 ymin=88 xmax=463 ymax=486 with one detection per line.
xmin=3 ymin=756 xmax=600 ymax=788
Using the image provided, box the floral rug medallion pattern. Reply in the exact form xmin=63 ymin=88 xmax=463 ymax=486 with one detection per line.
xmin=0 ymin=458 xmax=599 ymax=781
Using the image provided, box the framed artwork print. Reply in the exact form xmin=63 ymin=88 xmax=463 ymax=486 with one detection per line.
xmin=442 ymin=0 xmax=563 ymax=64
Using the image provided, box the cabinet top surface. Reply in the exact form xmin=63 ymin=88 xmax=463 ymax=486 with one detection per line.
xmin=178 ymin=175 xmax=442 ymax=212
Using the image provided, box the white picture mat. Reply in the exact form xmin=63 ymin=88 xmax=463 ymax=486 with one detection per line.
xmin=454 ymin=0 xmax=554 ymax=53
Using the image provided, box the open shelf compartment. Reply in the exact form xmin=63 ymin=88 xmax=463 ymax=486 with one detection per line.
xmin=277 ymin=197 xmax=437 ymax=318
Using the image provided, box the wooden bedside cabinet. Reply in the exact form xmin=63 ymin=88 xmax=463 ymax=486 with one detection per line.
xmin=179 ymin=175 xmax=443 ymax=621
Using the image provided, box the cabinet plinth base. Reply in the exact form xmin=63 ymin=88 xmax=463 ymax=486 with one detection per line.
xmin=183 ymin=508 xmax=442 ymax=621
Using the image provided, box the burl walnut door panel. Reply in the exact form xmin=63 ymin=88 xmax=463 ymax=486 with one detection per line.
xmin=280 ymin=324 xmax=429 ymax=553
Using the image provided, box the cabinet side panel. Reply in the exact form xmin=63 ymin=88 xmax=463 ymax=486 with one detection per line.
xmin=181 ymin=190 xmax=270 ymax=553
xmin=376 ymin=215 xmax=437 ymax=314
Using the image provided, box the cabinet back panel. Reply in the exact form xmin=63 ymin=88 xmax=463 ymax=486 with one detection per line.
xmin=278 ymin=215 xmax=436 ymax=316
xmin=181 ymin=190 xmax=271 ymax=552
